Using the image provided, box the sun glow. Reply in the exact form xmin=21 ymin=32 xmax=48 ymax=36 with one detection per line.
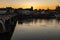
xmin=0 ymin=0 xmax=60 ymax=10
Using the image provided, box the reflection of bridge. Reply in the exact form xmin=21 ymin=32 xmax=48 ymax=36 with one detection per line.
xmin=0 ymin=13 xmax=17 ymax=33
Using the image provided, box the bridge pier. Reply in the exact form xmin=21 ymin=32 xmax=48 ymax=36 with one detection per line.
xmin=0 ymin=13 xmax=17 ymax=33
xmin=5 ymin=16 xmax=17 ymax=32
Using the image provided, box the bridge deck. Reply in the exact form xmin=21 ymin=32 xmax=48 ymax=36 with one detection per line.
xmin=0 ymin=13 xmax=17 ymax=20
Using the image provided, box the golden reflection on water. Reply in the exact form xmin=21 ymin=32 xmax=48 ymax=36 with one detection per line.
xmin=20 ymin=19 xmax=60 ymax=27
xmin=15 ymin=19 xmax=60 ymax=34
xmin=11 ymin=19 xmax=60 ymax=40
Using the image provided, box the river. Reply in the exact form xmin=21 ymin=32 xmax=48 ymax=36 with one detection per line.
xmin=11 ymin=19 xmax=60 ymax=40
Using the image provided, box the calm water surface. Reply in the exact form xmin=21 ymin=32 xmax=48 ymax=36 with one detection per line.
xmin=11 ymin=19 xmax=60 ymax=40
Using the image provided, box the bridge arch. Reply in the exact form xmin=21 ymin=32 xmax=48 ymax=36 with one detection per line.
xmin=0 ymin=20 xmax=6 ymax=33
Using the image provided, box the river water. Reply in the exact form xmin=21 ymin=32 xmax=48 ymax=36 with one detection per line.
xmin=11 ymin=19 xmax=60 ymax=40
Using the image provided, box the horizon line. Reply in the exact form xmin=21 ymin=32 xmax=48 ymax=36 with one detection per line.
xmin=0 ymin=5 xmax=60 ymax=10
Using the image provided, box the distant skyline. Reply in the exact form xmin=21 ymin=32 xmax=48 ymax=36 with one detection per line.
xmin=0 ymin=0 xmax=60 ymax=10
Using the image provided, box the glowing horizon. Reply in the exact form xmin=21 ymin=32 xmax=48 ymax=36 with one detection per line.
xmin=0 ymin=0 xmax=60 ymax=10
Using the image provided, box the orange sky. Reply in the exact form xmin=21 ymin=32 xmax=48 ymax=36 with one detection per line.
xmin=0 ymin=0 xmax=60 ymax=10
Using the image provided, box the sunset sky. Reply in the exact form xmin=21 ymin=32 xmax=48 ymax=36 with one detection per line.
xmin=0 ymin=0 xmax=60 ymax=9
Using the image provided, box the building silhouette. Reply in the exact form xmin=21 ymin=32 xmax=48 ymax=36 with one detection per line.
xmin=56 ymin=6 xmax=60 ymax=13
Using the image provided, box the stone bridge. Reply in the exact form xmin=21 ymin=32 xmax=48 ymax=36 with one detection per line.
xmin=0 ymin=13 xmax=17 ymax=33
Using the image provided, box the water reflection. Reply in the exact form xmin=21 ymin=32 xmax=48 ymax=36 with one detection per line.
xmin=11 ymin=19 xmax=60 ymax=40
xmin=18 ymin=19 xmax=60 ymax=26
